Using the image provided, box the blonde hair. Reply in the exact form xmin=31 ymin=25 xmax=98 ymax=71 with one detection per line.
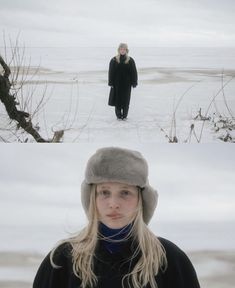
xmin=51 ymin=185 xmax=167 ymax=288
xmin=116 ymin=43 xmax=130 ymax=64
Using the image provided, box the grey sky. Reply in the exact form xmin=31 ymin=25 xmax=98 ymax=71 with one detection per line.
xmin=0 ymin=0 xmax=234 ymax=47
xmin=0 ymin=143 xmax=234 ymax=225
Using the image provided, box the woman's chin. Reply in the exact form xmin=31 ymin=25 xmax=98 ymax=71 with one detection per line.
xmin=102 ymin=219 xmax=129 ymax=229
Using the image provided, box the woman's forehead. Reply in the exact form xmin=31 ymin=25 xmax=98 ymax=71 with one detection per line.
xmin=97 ymin=182 xmax=135 ymax=189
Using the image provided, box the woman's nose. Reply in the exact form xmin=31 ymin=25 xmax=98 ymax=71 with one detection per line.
xmin=108 ymin=196 xmax=120 ymax=208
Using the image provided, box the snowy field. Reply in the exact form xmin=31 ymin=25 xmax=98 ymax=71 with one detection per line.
xmin=0 ymin=144 xmax=235 ymax=287
xmin=0 ymin=47 xmax=235 ymax=142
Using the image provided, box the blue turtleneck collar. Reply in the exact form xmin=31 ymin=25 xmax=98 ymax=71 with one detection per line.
xmin=99 ymin=222 xmax=132 ymax=254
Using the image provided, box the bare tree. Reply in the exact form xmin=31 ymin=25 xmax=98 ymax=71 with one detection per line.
xmin=0 ymin=36 xmax=68 ymax=142
xmin=0 ymin=55 xmax=49 ymax=142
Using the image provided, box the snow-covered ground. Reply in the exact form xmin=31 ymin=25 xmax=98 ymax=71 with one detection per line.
xmin=0 ymin=47 xmax=235 ymax=142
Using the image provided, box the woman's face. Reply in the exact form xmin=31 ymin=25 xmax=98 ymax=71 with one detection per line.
xmin=119 ymin=47 xmax=127 ymax=55
xmin=96 ymin=182 xmax=139 ymax=229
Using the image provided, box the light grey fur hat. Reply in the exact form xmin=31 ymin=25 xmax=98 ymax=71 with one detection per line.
xmin=118 ymin=43 xmax=129 ymax=53
xmin=81 ymin=147 xmax=158 ymax=224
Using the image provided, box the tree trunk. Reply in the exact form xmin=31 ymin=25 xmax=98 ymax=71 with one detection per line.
xmin=0 ymin=55 xmax=48 ymax=142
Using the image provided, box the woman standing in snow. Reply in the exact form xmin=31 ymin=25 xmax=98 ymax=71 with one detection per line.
xmin=33 ymin=147 xmax=200 ymax=288
xmin=108 ymin=43 xmax=138 ymax=120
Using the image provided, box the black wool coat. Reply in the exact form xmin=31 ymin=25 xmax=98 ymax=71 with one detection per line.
xmin=33 ymin=237 xmax=200 ymax=288
xmin=108 ymin=56 xmax=138 ymax=108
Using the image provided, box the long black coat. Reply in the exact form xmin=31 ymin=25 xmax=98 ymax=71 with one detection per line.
xmin=108 ymin=55 xmax=138 ymax=108
xmin=33 ymin=237 xmax=200 ymax=288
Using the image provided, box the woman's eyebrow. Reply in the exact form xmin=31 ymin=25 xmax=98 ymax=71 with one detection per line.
xmin=98 ymin=185 xmax=111 ymax=189
xmin=120 ymin=185 xmax=131 ymax=189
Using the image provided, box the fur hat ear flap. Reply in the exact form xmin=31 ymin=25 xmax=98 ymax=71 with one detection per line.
xmin=141 ymin=183 xmax=158 ymax=224
xmin=80 ymin=147 xmax=158 ymax=224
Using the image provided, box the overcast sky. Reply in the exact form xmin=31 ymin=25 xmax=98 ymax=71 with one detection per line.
xmin=0 ymin=143 xmax=234 ymax=227
xmin=0 ymin=0 xmax=234 ymax=47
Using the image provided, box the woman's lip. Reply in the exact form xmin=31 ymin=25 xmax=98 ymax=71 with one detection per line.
xmin=107 ymin=214 xmax=122 ymax=219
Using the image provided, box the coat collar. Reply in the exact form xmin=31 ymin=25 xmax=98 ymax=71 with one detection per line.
xmin=94 ymin=238 xmax=140 ymax=265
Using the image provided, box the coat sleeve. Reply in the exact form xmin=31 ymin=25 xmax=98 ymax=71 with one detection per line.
xmin=33 ymin=244 xmax=72 ymax=288
xmin=130 ymin=58 xmax=138 ymax=87
xmin=108 ymin=58 xmax=115 ymax=86
xmin=159 ymin=238 xmax=200 ymax=288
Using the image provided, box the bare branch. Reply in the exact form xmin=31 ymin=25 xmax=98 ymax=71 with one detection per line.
xmin=0 ymin=50 xmax=48 ymax=142
xmin=198 ymin=76 xmax=235 ymax=142
xmin=221 ymin=70 xmax=234 ymax=119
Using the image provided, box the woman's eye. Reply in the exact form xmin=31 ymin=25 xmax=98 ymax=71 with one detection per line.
xmin=120 ymin=190 xmax=130 ymax=196
xmin=98 ymin=190 xmax=110 ymax=197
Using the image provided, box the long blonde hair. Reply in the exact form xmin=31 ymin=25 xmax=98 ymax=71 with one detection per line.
xmin=51 ymin=184 xmax=167 ymax=288
xmin=115 ymin=43 xmax=130 ymax=64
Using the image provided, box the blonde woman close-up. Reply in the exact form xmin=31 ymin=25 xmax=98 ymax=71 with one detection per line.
xmin=33 ymin=147 xmax=200 ymax=288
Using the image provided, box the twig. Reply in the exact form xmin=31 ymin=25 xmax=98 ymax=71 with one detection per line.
xmin=167 ymin=81 xmax=201 ymax=142
xmin=221 ymin=70 xmax=234 ymax=119
xmin=198 ymin=76 xmax=235 ymax=142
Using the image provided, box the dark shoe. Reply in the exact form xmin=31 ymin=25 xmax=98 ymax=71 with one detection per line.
xmin=115 ymin=107 xmax=122 ymax=119
xmin=122 ymin=106 xmax=129 ymax=119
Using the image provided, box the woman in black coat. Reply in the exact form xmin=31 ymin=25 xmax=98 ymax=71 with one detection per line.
xmin=108 ymin=43 xmax=138 ymax=120
xmin=33 ymin=147 xmax=200 ymax=288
